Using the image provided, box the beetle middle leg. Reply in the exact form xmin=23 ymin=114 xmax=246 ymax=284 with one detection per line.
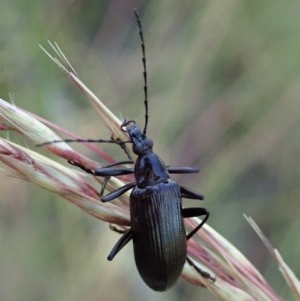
xmin=182 ymin=207 xmax=215 ymax=281
xmin=167 ymin=166 xmax=199 ymax=174
xmin=100 ymin=180 xmax=135 ymax=202
xmin=180 ymin=186 xmax=204 ymax=200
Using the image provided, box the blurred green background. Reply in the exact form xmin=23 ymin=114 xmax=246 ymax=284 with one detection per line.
xmin=1 ymin=0 xmax=300 ymax=300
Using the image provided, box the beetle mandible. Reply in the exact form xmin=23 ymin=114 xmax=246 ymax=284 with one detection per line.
xmin=43 ymin=10 xmax=214 ymax=291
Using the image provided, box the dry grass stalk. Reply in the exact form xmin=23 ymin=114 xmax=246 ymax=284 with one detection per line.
xmin=0 ymin=44 xmax=298 ymax=300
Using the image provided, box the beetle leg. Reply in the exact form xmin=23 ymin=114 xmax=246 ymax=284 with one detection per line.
xmin=99 ymin=176 xmax=111 ymax=199
xmin=94 ymin=166 xmax=134 ymax=176
xmin=184 ymin=208 xmax=214 ymax=281
xmin=68 ymin=160 xmax=96 ymax=174
xmin=107 ymin=229 xmax=133 ymax=261
xmin=100 ymin=160 xmax=134 ymax=168
xmin=68 ymin=161 xmax=135 ymax=201
xmin=68 ymin=160 xmax=134 ymax=176
xmin=186 ymin=257 xmax=215 ymax=281
xmin=109 ymin=224 xmax=127 ymax=234
xmin=112 ymin=137 xmax=133 ymax=160
xmin=167 ymin=166 xmax=199 ymax=174
xmin=101 ymin=182 xmax=136 ymax=202
xmin=180 ymin=186 xmax=204 ymax=200
xmin=182 ymin=207 xmax=209 ymax=240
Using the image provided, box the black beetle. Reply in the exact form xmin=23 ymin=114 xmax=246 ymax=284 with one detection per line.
xmin=103 ymin=120 xmax=213 ymax=291
xmin=68 ymin=118 xmax=213 ymax=291
xmin=41 ymin=10 xmax=213 ymax=291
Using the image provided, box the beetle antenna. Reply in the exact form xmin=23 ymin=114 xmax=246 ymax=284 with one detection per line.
xmin=37 ymin=138 xmax=133 ymax=160
xmin=36 ymin=138 xmax=131 ymax=147
xmin=134 ymin=10 xmax=148 ymax=135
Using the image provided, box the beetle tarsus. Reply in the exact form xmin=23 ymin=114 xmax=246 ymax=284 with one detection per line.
xmin=109 ymin=224 xmax=127 ymax=234
xmin=186 ymin=257 xmax=216 ymax=282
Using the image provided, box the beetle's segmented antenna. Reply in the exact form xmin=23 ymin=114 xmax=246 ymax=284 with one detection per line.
xmin=134 ymin=10 xmax=149 ymax=135
xmin=36 ymin=138 xmax=130 ymax=147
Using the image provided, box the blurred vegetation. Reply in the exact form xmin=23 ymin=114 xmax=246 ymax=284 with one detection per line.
xmin=1 ymin=0 xmax=300 ymax=301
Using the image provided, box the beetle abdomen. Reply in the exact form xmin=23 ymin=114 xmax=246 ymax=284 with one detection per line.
xmin=130 ymin=181 xmax=186 ymax=291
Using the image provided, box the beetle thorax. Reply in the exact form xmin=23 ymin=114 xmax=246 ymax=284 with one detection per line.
xmin=122 ymin=121 xmax=170 ymax=187
xmin=134 ymin=152 xmax=170 ymax=188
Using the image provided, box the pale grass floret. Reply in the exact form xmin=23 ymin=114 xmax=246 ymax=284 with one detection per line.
xmin=0 ymin=43 xmax=299 ymax=300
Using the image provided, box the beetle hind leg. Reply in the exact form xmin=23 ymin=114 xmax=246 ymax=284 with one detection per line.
xmin=182 ymin=207 xmax=209 ymax=240
xmin=183 ymin=208 xmax=215 ymax=281
xmin=107 ymin=229 xmax=133 ymax=261
xmin=186 ymin=257 xmax=215 ymax=281
xmin=109 ymin=224 xmax=127 ymax=234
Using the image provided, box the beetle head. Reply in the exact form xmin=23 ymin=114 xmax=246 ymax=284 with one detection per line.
xmin=121 ymin=120 xmax=153 ymax=155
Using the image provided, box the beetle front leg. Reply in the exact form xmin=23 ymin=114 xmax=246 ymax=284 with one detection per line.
xmin=68 ymin=160 xmax=134 ymax=176
xmin=93 ymin=159 xmax=134 ymax=176
xmin=107 ymin=229 xmax=133 ymax=261
xmin=68 ymin=160 xmax=95 ymax=175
